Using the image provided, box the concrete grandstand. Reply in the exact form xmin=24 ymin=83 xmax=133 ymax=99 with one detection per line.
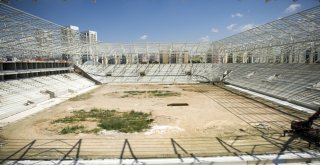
xmin=1 ymin=2 xmax=320 ymax=165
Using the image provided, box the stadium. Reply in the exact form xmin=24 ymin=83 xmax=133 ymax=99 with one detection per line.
xmin=0 ymin=1 xmax=320 ymax=164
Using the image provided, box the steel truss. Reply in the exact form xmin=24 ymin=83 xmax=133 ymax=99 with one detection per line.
xmin=0 ymin=3 xmax=320 ymax=64
xmin=94 ymin=42 xmax=211 ymax=65
xmin=0 ymin=3 xmax=94 ymax=61
xmin=213 ymin=5 xmax=320 ymax=64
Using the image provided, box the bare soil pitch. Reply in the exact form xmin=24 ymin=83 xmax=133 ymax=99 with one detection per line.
xmin=1 ymin=84 xmax=316 ymax=160
xmin=2 ymin=84 xmax=260 ymax=139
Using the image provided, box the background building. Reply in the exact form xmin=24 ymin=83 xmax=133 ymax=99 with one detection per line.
xmin=81 ymin=30 xmax=98 ymax=63
xmin=81 ymin=30 xmax=98 ymax=44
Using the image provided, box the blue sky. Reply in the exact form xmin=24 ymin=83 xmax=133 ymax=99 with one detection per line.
xmin=9 ymin=0 xmax=320 ymax=43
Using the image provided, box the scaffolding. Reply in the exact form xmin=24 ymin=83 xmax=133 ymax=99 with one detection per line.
xmin=213 ymin=5 xmax=320 ymax=64
xmin=0 ymin=3 xmax=320 ymax=64
xmin=0 ymin=3 xmax=94 ymax=62
xmin=96 ymin=42 xmax=211 ymax=65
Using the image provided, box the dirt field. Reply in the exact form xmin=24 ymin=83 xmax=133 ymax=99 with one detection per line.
xmin=2 ymin=84 xmax=259 ymax=139
xmin=1 ymin=84 xmax=317 ymax=161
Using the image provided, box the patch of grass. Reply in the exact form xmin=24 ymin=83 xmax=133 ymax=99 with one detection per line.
xmin=51 ymin=116 xmax=85 ymax=124
xmin=52 ymin=108 xmax=153 ymax=134
xmin=181 ymin=88 xmax=207 ymax=93
xmin=121 ymin=95 xmax=129 ymax=98
xmin=69 ymin=93 xmax=93 ymax=101
xmin=149 ymin=90 xmax=180 ymax=97
xmin=59 ymin=125 xmax=85 ymax=134
xmin=122 ymin=90 xmax=180 ymax=98
xmin=124 ymin=91 xmax=146 ymax=95
xmin=99 ymin=110 xmax=153 ymax=133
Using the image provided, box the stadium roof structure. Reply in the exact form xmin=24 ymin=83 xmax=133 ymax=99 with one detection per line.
xmin=212 ymin=5 xmax=320 ymax=63
xmin=0 ymin=3 xmax=91 ymax=60
xmin=97 ymin=5 xmax=320 ymax=63
xmin=98 ymin=42 xmax=211 ymax=56
xmin=0 ymin=2 xmax=320 ymax=63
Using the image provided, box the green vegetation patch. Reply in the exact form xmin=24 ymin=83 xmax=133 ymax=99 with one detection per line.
xmin=60 ymin=125 xmax=85 ymax=134
xmin=122 ymin=90 xmax=180 ymax=98
xmin=99 ymin=111 xmax=153 ymax=133
xmin=181 ymin=88 xmax=208 ymax=93
xmin=52 ymin=108 xmax=153 ymax=134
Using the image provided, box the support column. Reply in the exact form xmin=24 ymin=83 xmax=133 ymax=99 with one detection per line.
xmin=311 ymin=47 xmax=315 ymax=64
xmin=14 ymin=62 xmax=17 ymax=71
xmin=0 ymin=62 xmax=3 ymax=81
xmin=243 ymin=52 xmax=247 ymax=63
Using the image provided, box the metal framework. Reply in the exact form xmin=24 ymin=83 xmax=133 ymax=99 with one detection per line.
xmin=95 ymin=42 xmax=211 ymax=64
xmin=0 ymin=3 xmax=320 ymax=64
xmin=0 ymin=3 xmax=93 ymax=61
xmin=213 ymin=5 xmax=320 ymax=64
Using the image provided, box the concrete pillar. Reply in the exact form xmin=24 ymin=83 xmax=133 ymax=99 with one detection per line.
xmin=14 ymin=62 xmax=17 ymax=71
xmin=311 ymin=48 xmax=316 ymax=64
xmin=126 ymin=55 xmax=130 ymax=64
xmin=0 ymin=62 xmax=3 ymax=81
xmin=243 ymin=52 xmax=248 ymax=63
xmin=160 ymin=53 xmax=169 ymax=64
xmin=27 ymin=62 xmax=31 ymax=69
xmin=115 ymin=55 xmax=120 ymax=64
xmin=184 ymin=53 xmax=189 ymax=64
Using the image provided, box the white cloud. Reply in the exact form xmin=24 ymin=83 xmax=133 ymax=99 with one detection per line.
xmin=139 ymin=34 xmax=148 ymax=40
xmin=239 ymin=24 xmax=256 ymax=32
xmin=231 ymin=13 xmax=243 ymax=18
xmin=211 ymin=28 xmax=219 ymax=33
xmin=227 ymin=24 xmax=237 ymax=30
xmin=199 ymin=36 xmax=210 ymax=42
xmin=285 ymin=4 xmax=301 ymax=13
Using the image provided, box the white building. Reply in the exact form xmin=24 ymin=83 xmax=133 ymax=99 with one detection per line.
xmin=61 ymin=25 xmax=80 ymax=45
xmin=66 ymin=25 xmax=79 ymax=31
xmin=60 ymin=25 xmax=80 ymax=62
xmin=81 ymin=30 xmax=97 ymax=43
xmin=80 ymin=30 xmax=98 ymax=63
